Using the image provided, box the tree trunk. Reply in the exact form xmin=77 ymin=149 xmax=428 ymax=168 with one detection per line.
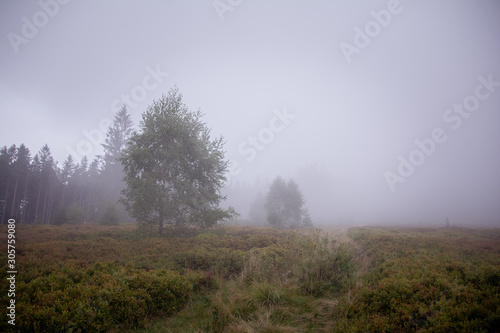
xmin=61 ymin=183 xmax=66 ymax=208
xmin=46 ymin=184 xmax=55 ymax=224
xmin=86 ymin=189 xmax=91 ymax=223
xmin=42 ymin=185 xmax=50 ymax=224
xmin=21 ymin=174 xmax=29 ymax=224
xmin=34 ymin=179 xmax=42 ymax=224
xmin=158 ymin=213 xmax=164 ymax=235
xmin=1 ymin=180 xmax=9 ymax=224
xmin=10 ymin=175 xmax=19 ymax=219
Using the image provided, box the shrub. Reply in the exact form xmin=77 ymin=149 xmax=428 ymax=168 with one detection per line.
xmin=172 ymin=247 xmax=245 ymax=278
xmin=252 ymin=281 xmax=287 ymax=306
xmin=99 ymin=201 xmax=120 ymax=225
xmin=339 ymin=227 xmax=500 ymax=332
xmin=52 ymin=205 xmax=68 ymax=225
xmin=16 ymin=263 xmax=193 ymax=332
xmin=66 ymin=202 xmax=85 ymax=224
xmin=298 ymin=239 xmax=356 ymax=297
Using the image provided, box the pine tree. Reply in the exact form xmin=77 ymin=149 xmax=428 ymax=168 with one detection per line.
xmin=101 ymin=105 xmax=134 ymax=223
xmin=11 ymin=144 xmax=31 ymax=222
xmin=74 ymin=156 xmax=89 ymax=206
xmin=60 ymin=154 xmax=75 ymax=206
xmin=86 ymin=157 xmax=102 ymax=222
xmin=34 ymin=145 xmax=56 ymax=224
xmin=102 ymin=105 xmax=133 ymax=167
xmin=0 ymin=145 xmax=15 ymax=224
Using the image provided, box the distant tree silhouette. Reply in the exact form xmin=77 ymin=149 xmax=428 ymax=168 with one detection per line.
xmin=265 ymin=176 xmax=312 ymax=229
xmin=100 ymin=105 xmax=134 ymax=223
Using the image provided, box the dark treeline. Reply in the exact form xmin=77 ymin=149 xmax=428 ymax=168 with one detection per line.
xmin=0 ymin=106 xmax=133 ymax=225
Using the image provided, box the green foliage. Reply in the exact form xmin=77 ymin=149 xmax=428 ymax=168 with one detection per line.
xmin=11 ymin=262 xmax=193 ymax=332
xmin=66 ymin=202 xmax=84 ymax=224
xmin=172 ymin=247 xmax=245 ymax=278
xmin=241 ymin=231 xmax=355 ymax=297
xmin=265 ymin=176 xmax=312 ymax=229
xmin=298 ymin=238 xmax=356 ymax=297
xmin=252 ymin=281 xmax=288 ymax=306
xmin=52 ymin=205 xmax=68 ymax=225
xmin=52 ymin=202 xmax=85 ymax=225
xmin=102 ymin=105 xmax=133 ymax=166
xmin=338 ymin=227 xmax=500 ymax=332
xmin=0 ymin=224 xmax=357 ymax=332
xmin=120 ymin=87 xmax=237 ymax=234
xmin=99 ymin=201 xmax=119 ymax=225
xmin=99 ymin=105 xmax=135 ymax=224
xmin=184 ymin=230 xmax=359 ymax=332
xmin=5 ymin=224 xmax=496 ymax=332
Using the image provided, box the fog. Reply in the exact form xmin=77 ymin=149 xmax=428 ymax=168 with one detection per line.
xmin=1 ymin=0 xmax=499 ymax=227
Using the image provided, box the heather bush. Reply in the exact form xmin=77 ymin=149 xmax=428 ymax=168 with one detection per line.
xmin=4 ymin=224 xmax=493 ymax=332
xmin=338 ymin=227 xmax=500 ymax=332
xmin=14 ymin=263 xmax=192 ymax=332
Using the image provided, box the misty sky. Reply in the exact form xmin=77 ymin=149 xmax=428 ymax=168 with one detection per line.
xmin=1 ymin=0 xmax=499 ymax=225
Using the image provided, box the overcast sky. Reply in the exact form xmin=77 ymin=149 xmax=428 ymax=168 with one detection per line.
xmin=1 ymin=0 xmax=499 ymax=225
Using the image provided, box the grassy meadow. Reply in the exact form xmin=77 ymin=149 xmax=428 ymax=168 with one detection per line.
xmin=1 ymin=224 xmax=499 ymax=332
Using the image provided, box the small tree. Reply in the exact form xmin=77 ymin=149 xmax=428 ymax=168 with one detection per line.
xmin=99 ymin=201 xmax=119 ymax=225
xmin=265 ymin=177 xmax=312 ymax=229
xmin=66 ymin=202 xmax=84 ymax=224
xmin=52 ymin=205 xmax=68 ymax=226
xmin=100 ymin=106 xmax=134 ymax=223
xmin=102 ymin=105 xmax=134 ymax=167
xmin=52 ymin=202 xmax=84 ymax=225
xmin=120 ymin=87 xmax=236 ymax=235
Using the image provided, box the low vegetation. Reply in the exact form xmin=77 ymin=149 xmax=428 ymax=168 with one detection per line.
xmin=340 ymin=226 xmax=500 ymax=332
xmin=1 ymin=224 xmax=499 ymax=332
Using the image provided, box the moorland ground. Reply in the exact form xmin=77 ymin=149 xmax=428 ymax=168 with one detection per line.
xmin=1 ymin=224 xmax=499 ymax=332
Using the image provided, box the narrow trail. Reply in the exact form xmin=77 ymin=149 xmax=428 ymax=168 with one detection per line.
xmin=321 ymin=227 xmax=361 ymax=251
xmin=321 ymin=226 xmax=372 ymax=278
